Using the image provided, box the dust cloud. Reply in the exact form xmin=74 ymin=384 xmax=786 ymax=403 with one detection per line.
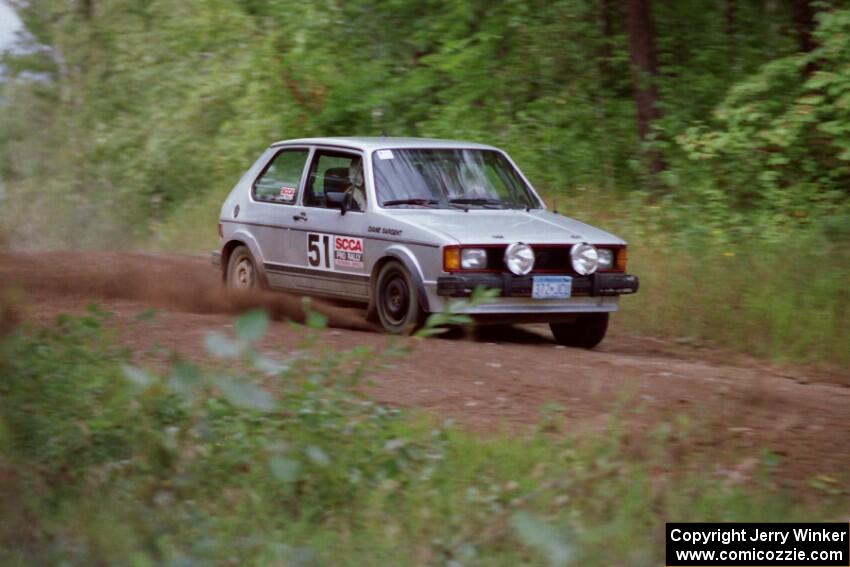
xmin=0 ymin=252 xmax=375 ymax=331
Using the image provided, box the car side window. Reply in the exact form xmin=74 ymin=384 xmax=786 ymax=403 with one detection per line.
xmin=303 ymin=150 xmax=366 ymax=211
xmin=252 ymin=148 xmax=309 ymax=204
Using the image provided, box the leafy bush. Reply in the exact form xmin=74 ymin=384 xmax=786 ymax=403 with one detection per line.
xmin=0 ymin=308 xmax=139 ymax=478
xmin=0 ymin=309 xmax=843 ymax=565
xmin=678 ymin=8 xmax=850 ymax=232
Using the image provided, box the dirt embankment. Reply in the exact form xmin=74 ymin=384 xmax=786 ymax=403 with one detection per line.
xmin=2 ymin=251 xmax=849 ymax=492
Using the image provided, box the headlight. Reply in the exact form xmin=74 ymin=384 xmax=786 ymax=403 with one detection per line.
xmin=504 ymin=242 xmax=535 ymax=276
xmin=597 ymin=248 xmax=614 ymax=270
xmin=461 ymin=248 xmax=487 ymax=269
xmin=570 ymin=243 xmax=598 ymax=275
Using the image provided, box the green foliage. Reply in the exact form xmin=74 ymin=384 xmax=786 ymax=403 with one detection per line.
xmin=417 ymin=285 xmax=500 ymax=337
xmin=0 ymin=311 xmax=843 ymax=565
xmin=2 ymin=0 xmax=837 ymax=248
xmin=615 ymin=228 xmax=850 ymax=364
xmin=678 ymin=8 xmax=850 ymax=234
xmin=0 ymin=310 xmax=138 ymax=477
xmin=512 ymin=513 xmax=574 ymax=567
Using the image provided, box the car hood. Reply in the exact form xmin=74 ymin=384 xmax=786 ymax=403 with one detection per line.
xmin=385 ymin=209 xmax=625 ymax=245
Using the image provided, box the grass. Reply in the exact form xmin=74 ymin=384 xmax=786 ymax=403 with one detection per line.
xmin=0 ymin=310 xmax=845 ymax=566
xmin=618 ymin=231 xmax=849 ymax=365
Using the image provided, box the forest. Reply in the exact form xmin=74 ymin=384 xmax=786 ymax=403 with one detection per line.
xmin=0 ymin=0 xmax=850 ymax=234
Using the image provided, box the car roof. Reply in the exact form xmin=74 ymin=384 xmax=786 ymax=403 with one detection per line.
xmin=270 ymin=136 xmax=499 ymax=152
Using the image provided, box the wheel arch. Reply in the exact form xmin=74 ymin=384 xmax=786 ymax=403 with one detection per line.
xmin=220 ymin=239 xmax=244 ymax=281
xmin=220 ymin=232 xmax=266 ymax=284
xmin=369 ymin=247 xmax=429 ymax=315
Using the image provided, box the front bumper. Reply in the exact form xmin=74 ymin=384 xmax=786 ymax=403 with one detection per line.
xmin=436 ymin=272 xmax=639 ymax=298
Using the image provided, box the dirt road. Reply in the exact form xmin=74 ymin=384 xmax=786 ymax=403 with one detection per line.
xmin=2 ymin=252 xmax=849 ymax=489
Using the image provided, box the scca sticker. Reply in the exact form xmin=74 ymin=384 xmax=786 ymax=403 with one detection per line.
xmin=279 ymin=186 xmax=296 ymax=201
xmin=333 ymin=236 xmax=364 ymax=269
xmin=307 ymin=233 xmax=364 ymax=271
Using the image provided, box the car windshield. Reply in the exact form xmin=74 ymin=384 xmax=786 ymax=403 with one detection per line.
xmin=372 ymin=148 xmax=540 ymax=209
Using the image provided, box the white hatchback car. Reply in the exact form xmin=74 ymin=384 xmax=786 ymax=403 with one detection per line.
xmin=214 ymin=137 xmax=638 ymax=348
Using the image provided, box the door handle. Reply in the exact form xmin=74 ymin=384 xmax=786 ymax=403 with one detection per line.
xmin=292 ymin=212 xmax=307 ymax=222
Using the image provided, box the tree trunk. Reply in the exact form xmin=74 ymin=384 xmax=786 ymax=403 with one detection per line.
xmin=596 ymin=0 xmax=618 ymax=188
xmin=79 ymin=0 xmax=94 ymax=20
xmin=598 ymin=0 xmax=614 ymax=89
xmin=725 ymin=0 xmax=737 ymax=70
xmin=792 ymin=0 xmax=817 ymax=76
xmin=724 ymin=0 xmax=736 ymax=37
xmin=626 ymin=0 xmax=665 ymax=175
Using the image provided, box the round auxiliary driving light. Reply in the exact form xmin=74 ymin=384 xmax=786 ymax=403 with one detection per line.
xmin=570 ymin=243 xmax=599 ymax=275
xmin=504 ymin=242 xmax=535 ymax=276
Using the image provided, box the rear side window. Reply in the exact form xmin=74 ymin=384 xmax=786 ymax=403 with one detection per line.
xmin=253 ymin=149 xmax=309 ymax=204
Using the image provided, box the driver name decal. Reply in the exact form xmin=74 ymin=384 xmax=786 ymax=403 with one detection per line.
xmin=334 ymin=236 xmax=364 ymax=269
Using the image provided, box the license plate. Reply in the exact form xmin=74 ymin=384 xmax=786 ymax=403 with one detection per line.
xmin=532 ymin=276 xmax=572 ymax=299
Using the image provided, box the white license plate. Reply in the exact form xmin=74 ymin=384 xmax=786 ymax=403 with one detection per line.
xmin=532 ymin=276 xmax=572 ymax=299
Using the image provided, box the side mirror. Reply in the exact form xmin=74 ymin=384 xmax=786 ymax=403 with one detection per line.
xmin=325 ymin=191 xmax=349 ymax=215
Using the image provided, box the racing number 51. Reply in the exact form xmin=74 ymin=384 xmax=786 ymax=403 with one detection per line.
xmin=308 ymin=233 xmax=331 ymax=269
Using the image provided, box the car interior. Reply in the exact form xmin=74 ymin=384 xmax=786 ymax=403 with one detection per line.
xmin=304 ymin=152 xmax=364 ymax=211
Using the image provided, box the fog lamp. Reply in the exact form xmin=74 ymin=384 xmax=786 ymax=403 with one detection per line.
xmin=504 ymin=242 xmax=535 ymax=276
xmin=570 ymin=243 xmax=599 ymax=275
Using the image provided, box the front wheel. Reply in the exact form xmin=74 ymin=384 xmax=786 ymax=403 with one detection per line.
xmin=550 ymin=313 xmax=609 ymax=349
xmin=374 ymin=261 xmax=424 ymax=334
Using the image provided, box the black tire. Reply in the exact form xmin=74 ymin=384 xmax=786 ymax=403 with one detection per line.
xmin=226 ymin=245 xmax=262 ymax=291
xmin=550 ymin=313 xmax=609 ymax=349
xmin=374 ymin=260 xmax=424 ymax=334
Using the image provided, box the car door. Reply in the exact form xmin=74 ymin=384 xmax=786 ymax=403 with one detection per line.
xmin=285 ymin=147 xmax=371 ymax=301
xmin=247 ymin=146 xmax=312 ymax=290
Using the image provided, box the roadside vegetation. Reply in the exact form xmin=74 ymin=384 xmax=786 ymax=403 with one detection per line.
xmin=2 ymin=1 xmax=848 ymax=364
xmin=0 ymin=308 xmax=844 ymax=566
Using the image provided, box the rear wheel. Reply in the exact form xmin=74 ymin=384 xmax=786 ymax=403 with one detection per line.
xmin=374 ymin=261 xmax=424 ymax=334
xmin=226 ymin=245 xmax=260 ymax=291
xmin=550 ymin=313 xmax=609 ymax=349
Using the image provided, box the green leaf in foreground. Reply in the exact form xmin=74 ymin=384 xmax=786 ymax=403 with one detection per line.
xmin=121 ymin=364 xmax=153 ymax=388
xmin=204 ymin=333 xmax=242 ymax=359
xmin=269 ymin=456 xmax=302 ymax=483
xmin=214 ymin=376 xmax=277 ymax=412
xmin=301 ymin=297 xmax=328 ymax=329
xmin=511 ymin=512 xmax=574 ymax=567
xmin=305 ymin=445 xmax=331 ymax=466
xmin=235 ymin=310 xmax=269 ymax=343
xmin=305 ymin=310 xmax=327 ymax=329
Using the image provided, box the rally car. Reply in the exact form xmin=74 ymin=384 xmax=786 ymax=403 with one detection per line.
xmin=214 ymin=137 xmax=638 ymax=348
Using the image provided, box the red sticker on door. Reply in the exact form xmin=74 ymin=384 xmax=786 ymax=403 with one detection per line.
xmin=333 ymin=236 xmax=364 ymax=269
xmin=279 ymin=186 xmax=296 ymax=201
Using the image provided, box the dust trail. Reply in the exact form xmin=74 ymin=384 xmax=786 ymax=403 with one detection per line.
xmin=0 ymin=252 xmax=376 ymax=331
xmin=0 ymin=294 xmax=20 ymax=337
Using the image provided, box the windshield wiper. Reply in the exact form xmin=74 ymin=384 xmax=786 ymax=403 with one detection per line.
xmin=382 ymin=198 xmax=440 ymax=207
xmin=449 ymin=198 xmax=507 ymax=208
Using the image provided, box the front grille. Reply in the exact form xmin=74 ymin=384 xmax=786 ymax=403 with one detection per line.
xmin=485 ymin=245 xmax=574 ymax=273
